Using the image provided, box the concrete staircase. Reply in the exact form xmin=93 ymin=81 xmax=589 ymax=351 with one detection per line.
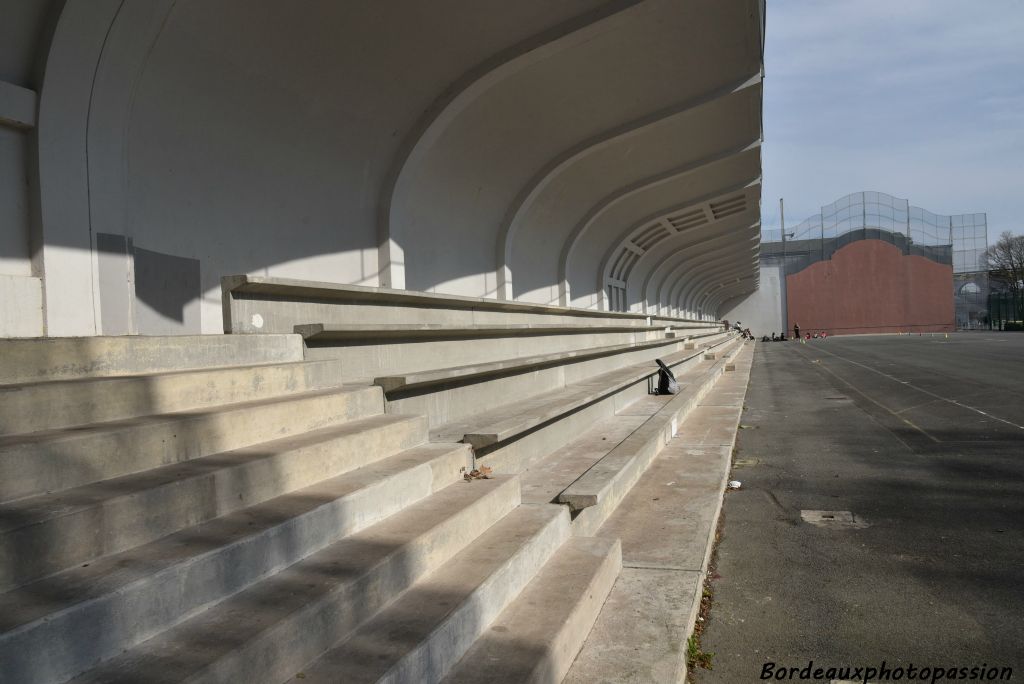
xmin=0 ymin=314 xmax=742 ymax=682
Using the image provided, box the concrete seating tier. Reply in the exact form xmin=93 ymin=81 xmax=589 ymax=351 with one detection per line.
xmin=378 ymin=330 xmax=730 ymax=430
xmin=506 ymin=339 xmax=744 ymax=539
xmin=565 ymin=343 xmax=754 ymax=682
xmin=222 ymin=275 xmax=707 ymax=335
xmin=223 ymin=276 xmax=719 ymax=382
xmin=0 ymin=333 xmax=303 ymax=385
xmin=556 ymin=339 xmax=745 ymax=536
xmin=296 ymin=322 xmax=708 ymax=342
xmin=0 ymin=358 xmax=349 ymax=435
xmin=426 ymin=334 xmax=739 ymax=473
xmin=0 ymin=312 xmax=745 ymax=683
xmin=375 ymin=330 xmax=725 ymax=393
xmin=0 ymin=333 xmax=626 ymax=684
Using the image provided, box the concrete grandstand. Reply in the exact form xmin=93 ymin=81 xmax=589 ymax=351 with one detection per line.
xmin=1 ymin=2 xmax=763 ymax=682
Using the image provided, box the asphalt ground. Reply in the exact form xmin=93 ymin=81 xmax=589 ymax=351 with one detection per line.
xmin=695 ymin=333 xmax=1024 ymax=683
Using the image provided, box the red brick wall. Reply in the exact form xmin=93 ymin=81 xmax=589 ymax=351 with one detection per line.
xmin=786 ymin=239 xmax=954 ymax=336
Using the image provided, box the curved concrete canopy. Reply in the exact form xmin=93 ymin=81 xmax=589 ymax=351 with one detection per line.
xmin=564 ymin=148 xmax=761 ymax=309
xmin=682 ymin=259 xmax=759 ymax=315
xmin=505 ymin=79 xmax=762 ymax=305
xmin=638 ymin=221 xmax=759 ymax=310
xmin=2 ymin=0 xmax=764 ymax=335
xmin=671 ymin=245 xmax=759 ymax=316
xmin=675 ymin=241 xmax=760 ymax=305
xmin=643 ymin=223 xmax=761 ymax=315
xmin=708 ymin=276 xmax=759 ymax=312
xmin=389 ymin=0 xmax=763 ymax=299
xmin=659 ymin=232 xmax=757 ymax=313
xmin=624 ymin=215 xmax=757 ymax=315
xmin=703 ymin=274 xmax=759 ymax=313
xmin=602 ymin=183 xmax=761 ymax=312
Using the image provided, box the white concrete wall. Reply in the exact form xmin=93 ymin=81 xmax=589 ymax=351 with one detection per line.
xmin=0 ymin=0 xmax=58 ymax=337
xmin=720 ymin=259 xmax=785 ymax=337
xmin=2 ymin=0 xmax=765 ymax=337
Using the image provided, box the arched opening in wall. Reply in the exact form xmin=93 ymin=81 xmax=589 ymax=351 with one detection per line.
xmin=959 ymin=282 xmax=981 ymax=295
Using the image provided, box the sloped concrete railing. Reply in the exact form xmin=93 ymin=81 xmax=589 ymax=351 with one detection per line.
xmin=221 ymin=275 xmax=708 ymax=335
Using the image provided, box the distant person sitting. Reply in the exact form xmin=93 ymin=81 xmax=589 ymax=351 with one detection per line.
xmin=771 ymin=332 xmax=778 ymax=341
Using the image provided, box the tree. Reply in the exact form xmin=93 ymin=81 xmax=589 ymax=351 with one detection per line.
xmin=984 ymin=231 xmax=1024 ymax=323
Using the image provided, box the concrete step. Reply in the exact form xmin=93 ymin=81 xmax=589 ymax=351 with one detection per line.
xmin=0 ymin=359 xmax=347 ymax=436
xmin=287 ymin=503 xmax=570 ymax=684
xmin=297 ymin=322 xmax=702 ymax=341
xmin=0 ymin=443 xmax=473 ymax=684
xmin=381 ymin=331 xmax=732 ymax=429
xmin=517 ymin=395 xmax=678 ymax=507
xmin=565 ymin=343 xmax=752 ymax=684
xmin=558 ymin=336 xmax=741 ymax=536
xmin=0 ymin=334 xmax=304 ymax=385
xmin=427 ymin=335 xmax=737 ymax=474
xmin=430 ymin=338 xmax=731 ymax=449
xmin=442 ymin=536 xmax=622 ymax=684
xmin=375 ymin=336 xmax=698 ymax=394
xmin=60 ymin=475 xmax=520 ymax=684
xmin=0 ymin=384 xmax=384 ymax=503
xmin=224 ymin=274 xmax=709 ymax=335
xmin=0 ymin=413 xmax=429 ymax=591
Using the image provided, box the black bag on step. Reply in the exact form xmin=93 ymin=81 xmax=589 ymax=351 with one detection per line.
xmin=655 ymin=358 xmax=679 ymax=395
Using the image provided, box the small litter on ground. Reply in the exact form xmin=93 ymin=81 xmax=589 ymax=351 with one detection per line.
xmin=464 ymin=466 xmax=493 ymax=481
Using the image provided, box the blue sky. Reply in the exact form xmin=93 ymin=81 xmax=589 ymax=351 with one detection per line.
xmin=762 ymin=0 xmax=1024 ymax=240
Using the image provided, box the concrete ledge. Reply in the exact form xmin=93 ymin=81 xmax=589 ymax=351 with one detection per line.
xmin=0 ymin=334 xmax=304 ymax=385
xmin=0 ymin=385 xmax=383 ymax=502
xmin=0 ymin=359 xmax=347 ymax=436
xmin=564 ymin=343 xmax=754 ymax=684
xmin=289 ymin=504 xmax=570 ymax=683
xmin=564 ymin=567 xmax=701 ymax=684
xmin=297 ymin=322 xmax=716 ymax=342
xmin=442 ymin=536 xmax=622 ymax=684
xmin=0 ymin=414 xmax=434 ymax=591
xmin=431 ymin=336 xmax=737 ymax=451
xmin=0 ymin=80 xmax=36 ymax=129
xmin=557 ymin=338 xmax=741 ymax=534
xmin=2 ymin=473 xmax=516 ymax=684
xmin=222 ymin=275 xmax=710 ymax=334
xmin=375 ymin=335 xmax=715 ymax=394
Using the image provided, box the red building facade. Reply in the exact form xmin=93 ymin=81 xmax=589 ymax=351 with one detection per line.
xmin=786 ymin=239 xmax=954 ymax=335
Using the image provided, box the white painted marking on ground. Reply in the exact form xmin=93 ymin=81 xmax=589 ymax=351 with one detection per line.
xmin=810 ymin=346 xmax=1024 ymax=432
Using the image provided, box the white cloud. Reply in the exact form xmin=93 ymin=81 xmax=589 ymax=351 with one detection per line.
xmin=763 ymin=0 xmax=1024 ymax=237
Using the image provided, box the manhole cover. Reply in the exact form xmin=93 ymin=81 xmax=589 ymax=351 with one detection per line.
xmin=800 ymin=510 xmax=869 ymax=529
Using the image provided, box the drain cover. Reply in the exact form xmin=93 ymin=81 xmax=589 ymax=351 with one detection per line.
xmin=800 ymin=510 xmax=869 ymax=529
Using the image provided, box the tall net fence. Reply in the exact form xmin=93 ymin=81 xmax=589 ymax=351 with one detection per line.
xmin=762 ymin=191 xmax=989 ymax=329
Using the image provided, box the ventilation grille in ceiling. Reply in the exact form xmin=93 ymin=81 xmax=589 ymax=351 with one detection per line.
xmin=710 ymin=195 xmax=747 ymax=220
xmin=609 ymin=247 xmax=640 ymax=282
xmin=633 ymin=223 xmax=670 ymax=250
xmin=601 ymin=191 xmax=750 ymax=310
xmin=666 ymin=208 xmax=706 ymax=231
